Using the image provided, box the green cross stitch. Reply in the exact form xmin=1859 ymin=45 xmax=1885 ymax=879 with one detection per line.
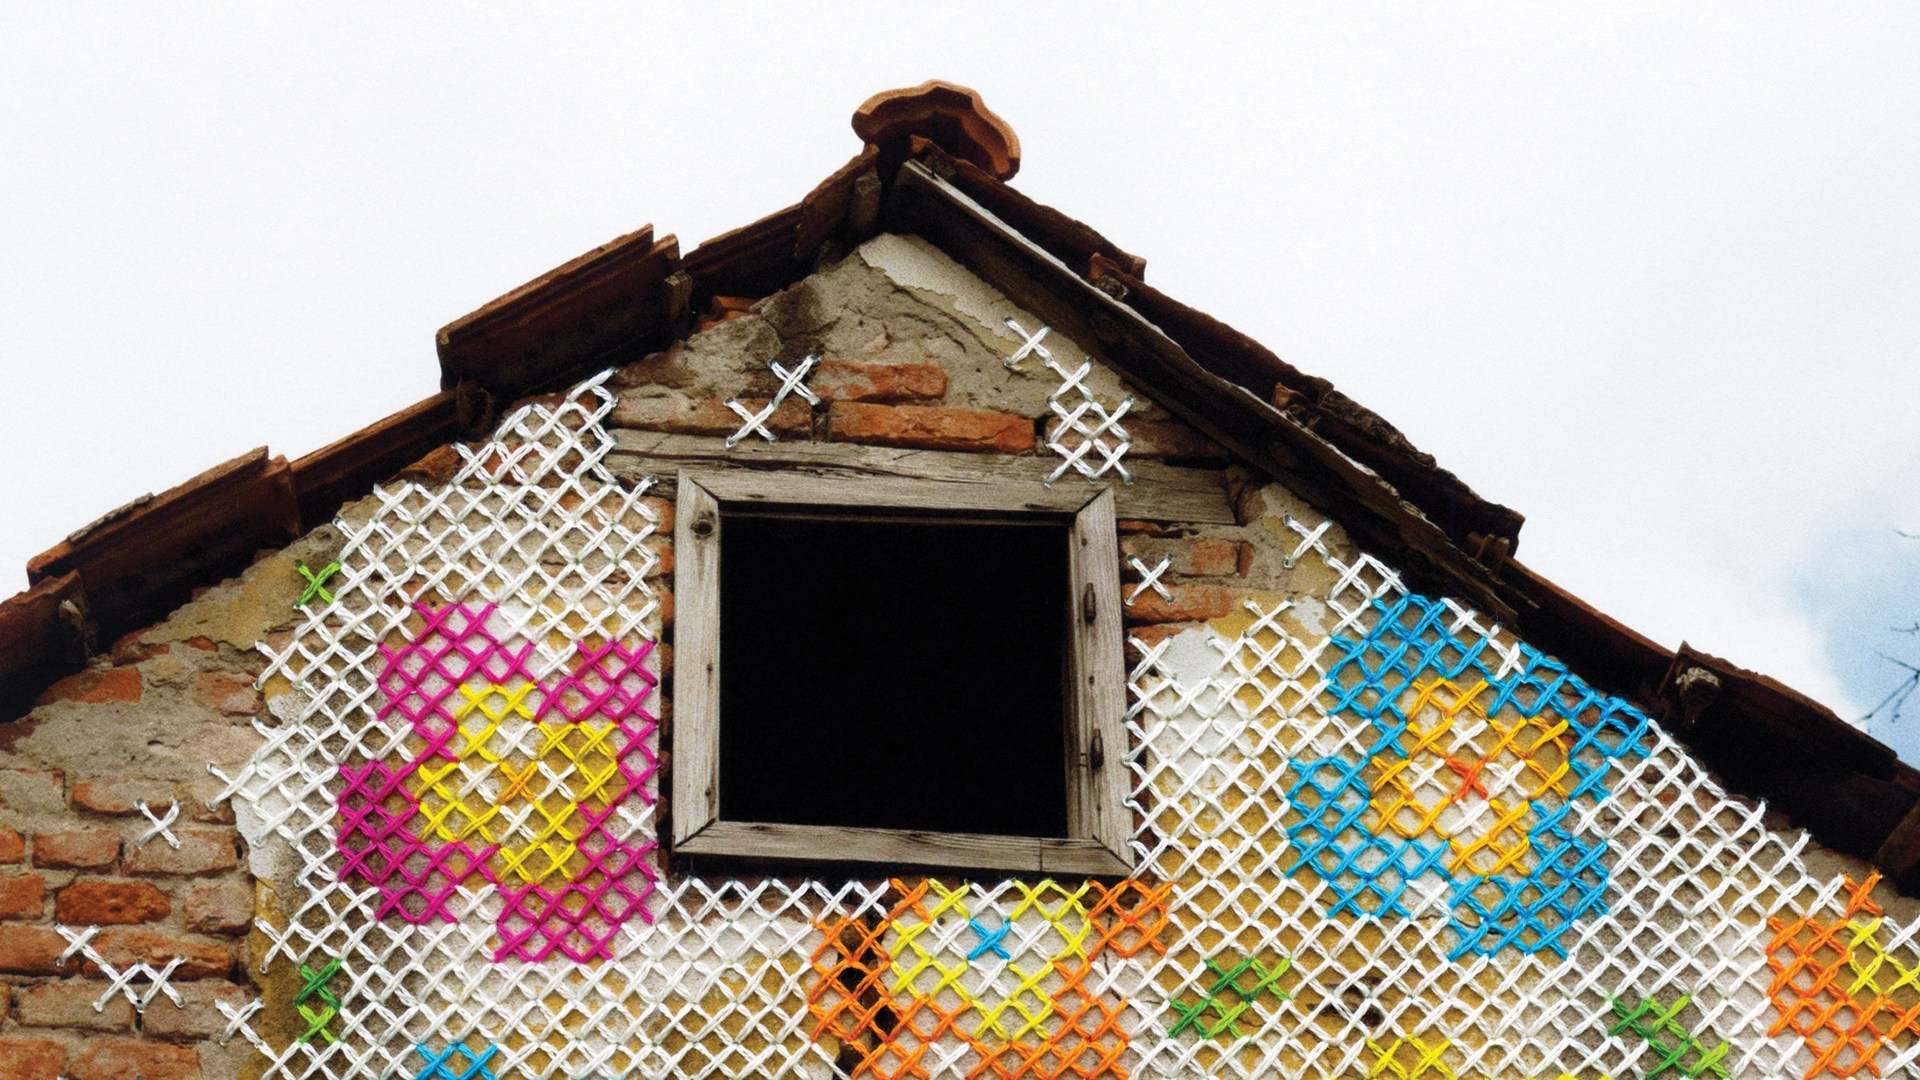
xmin=295 ymin=955 xmax=343 ymax=1044
xmin=296 ymin=560 xmax=342 ymax=608
xmin=1607 ymin=994 xmax=1730 ymax=1078
xmin=1168 ymin=954 xmax=1292 ymax=1040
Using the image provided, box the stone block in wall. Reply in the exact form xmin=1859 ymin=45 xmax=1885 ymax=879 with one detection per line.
xmin=71 ymin=778 xmax=177 ymax=816
xmin=83 ymin=930 xmax=228 ymax=980
xmin=0 ymin=924 xmax=83 ymax=975
xmin=611 ymin=394 xmax=811 ymax=438
xmin=0 ymin=1039 xmax=67 ymax=1080
xmin=826 ymin=401 xmax=1033 ymax=453
xmin=68 ymin=1038 xmax=199 ymax=1080
xmin=1046 ymin=416 xmax=1228 ymax=465
xmin=32 ymin=828 xmax=121 ymax=870
xmin=138 ymin=979 xmax=252 ymax=1040
xmin=1120 ymin=535 xmax=1250 ymax=578
xmin=123 ymin=829 xmax=239 ymax=876
xmin=805 ymin=359 xmax=948 ymax=402
xmin=180 ymin=878 xmax=252 ymax=936
xmin=56 ymin=879 xmax=169 ymax=925
xmin=0 ymin=873 xmax=45 ymax=919
xmin=1123 ymin=582 xmax=1238 ymax=624
xmin=15 ymin=978 xmax=136 ymax=1031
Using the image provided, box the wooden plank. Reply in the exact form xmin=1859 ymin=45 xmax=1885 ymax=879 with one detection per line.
xmin=1089 ymin=252 xmax=1524 ymax=550
xmin=666 ymin=468 xmax=1137 ymax=874
xmin=606 ymin=430 xmax=1236 ymax=524
xmin=669 ymin=477 xmax=723 ymax=846
xmin=436 ymin=228 xmax=682 ymax=398
xmin=1876 ymin=799 xmax=1920 ymax=891
xmin=677 ymin=821 xmax=1131 ymax=876
xmin=693 ymin=468 xmax=1085 ymax=517
xmin=888 ymin=160 xmax=1517 ymax=625
xmin=290 ymin=390 xmax=462 ymax=529
xmin=1067 ymin=488 xmax=1134 ymax=868
xmin=0 ymin=572 xmax=87 ymax=719
xmin=0 ymin=572 xmax=85 ymax=680
xmin=26 ymin=448 xmax=303 ymax=643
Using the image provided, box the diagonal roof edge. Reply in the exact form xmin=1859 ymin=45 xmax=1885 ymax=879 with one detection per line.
xmin=0 ymin=82 xmax=1913 ymax=894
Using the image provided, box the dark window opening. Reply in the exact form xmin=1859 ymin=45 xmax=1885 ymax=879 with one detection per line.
xmin=718 ymin=511 xmax=1071 ymax=838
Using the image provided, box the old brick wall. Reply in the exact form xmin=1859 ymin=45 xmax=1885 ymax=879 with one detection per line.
xmin=1 ymin=231 xmax=1913 ymax=1079
xmin=0 ymin=521 xmax=350 ymax=1079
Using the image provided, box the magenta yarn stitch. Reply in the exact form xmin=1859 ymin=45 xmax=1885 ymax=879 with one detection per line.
xmin=336 ymin=602 xmax=661 ymax=955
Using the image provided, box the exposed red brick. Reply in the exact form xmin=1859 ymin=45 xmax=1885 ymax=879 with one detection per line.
xmin=0 ymin=874 xmax=45 ymax=919
xmin=140 ymin=980 xmax=251 ymax=1040
xmin=0 ymin=981 xmax=10 ymax=1019
xmin=640 ymin=495 xmax=675 ymax=532
xmin=181 ymin=636 xmax=217 ymax=652
xmin=0 ymin=925 xmax=81 ymax=975
xmin=34 ymin=666 xmax=142 ymax=706
xmin=808 ymin=359 xmax=948 ymax=403
xmin=191 ymin=671 xmax=259 ymax=717
xmin=1045 ymin=417 xmax=1227 ymax=465
xmin=33 ymin=829 xmax=120 ymax=870
xmin=610 ymin=395 xmax=811 ymax=438
xmin=1121 ymin=536 xmax=1248 ymax=578
xmin=107 ymin=630 xmax=168 ymax=665
xmin=1124 ymin=583 xmax=1237 ymax=624
xmin=181 ymin=878 xmax=253 ymax=936
xmin=15 ymin=979 xmax=135 ymax=1031
xmin=69 ymin=1039 xmax=199 ymax=1080
xmin=0 ymin=1039 xmax=67 ymax=1080
xmin=1124 ymin=621 xmax=1206 ymax=662
xmin=57 ymin=879 xmax=170 ymax=925
xmin=0 ymin=824 xmax=24 ymax=863
xmin=640 ymin=536 xmax=674 ymax=579
xmin=71 ymin=778 xmax=176 ymax=816
xmin=395 ymin=443 xmax=462 ymax=485
xmin=86 ymin=930 xmax=228 ymax=980
xmin=1116 ymin=519 xmax=1179 ymax=536
xmin=827 ymin=401 xmax=1033 ymax=454
xmin=123 ymin=829 xmax=238 ymax=876
xmin=186 ymin=795 xmax=233 ymax=826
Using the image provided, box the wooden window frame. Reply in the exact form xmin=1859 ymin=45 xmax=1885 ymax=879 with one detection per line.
xmin=669 ymin=469 xmax=1134 ymax=876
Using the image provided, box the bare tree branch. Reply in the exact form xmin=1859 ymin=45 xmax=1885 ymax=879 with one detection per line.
xmin=1864 ymin=652 xmax=1920 ymax=726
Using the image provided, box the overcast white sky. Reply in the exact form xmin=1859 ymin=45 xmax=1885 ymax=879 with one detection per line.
xmin=4 ymin=5 xmax=1918 ymax=757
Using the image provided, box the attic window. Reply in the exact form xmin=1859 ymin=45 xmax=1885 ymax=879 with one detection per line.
xmin=669 ymin=470 xmax=1133 ymax=875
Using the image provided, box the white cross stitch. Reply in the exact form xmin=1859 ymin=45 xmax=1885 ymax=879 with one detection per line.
xmin=725 ymin=355 xmax=820 ymax=447
xmin=1003 ymin=317 xmax=1135 ymax=485
xmin=1128 ymin=556 xmax=1172 ymax=602
xmin=136 ymin=799 xmax=181 ymax=849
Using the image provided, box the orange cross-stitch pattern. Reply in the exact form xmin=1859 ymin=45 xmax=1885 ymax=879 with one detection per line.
xmin=1767 ymin=873 xmax=1920 ymax=1078
xmin=808 ymin=879 xmax=1171 ymax=1079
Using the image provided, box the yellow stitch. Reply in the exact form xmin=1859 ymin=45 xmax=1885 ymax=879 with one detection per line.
xmin=455 ymin=681 xmax=540 ymax=724
xmin=1366 ymin=1034 xmax=1455 ymax=1079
